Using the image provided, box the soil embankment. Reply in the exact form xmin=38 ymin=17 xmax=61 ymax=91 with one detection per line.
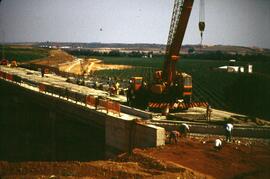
xmin=28 ymin=49 xmax=131 ymax=75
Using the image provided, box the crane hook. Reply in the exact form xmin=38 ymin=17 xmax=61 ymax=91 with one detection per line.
xmin=199 ymin=0 xmax=205 ymax=47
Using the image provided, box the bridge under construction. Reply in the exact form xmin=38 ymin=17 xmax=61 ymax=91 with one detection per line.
xmin=1 ymin=64 xmax=269 ymax=158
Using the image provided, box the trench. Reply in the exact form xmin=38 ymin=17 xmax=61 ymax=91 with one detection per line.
xmin=0 ymin=80 xmax=105 ymax=162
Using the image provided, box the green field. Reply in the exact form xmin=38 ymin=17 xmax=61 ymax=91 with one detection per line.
xmin=0 ymin=45 xmax=49 ymax=62
xmin=93 ymin=56 xmax=270 ymax=120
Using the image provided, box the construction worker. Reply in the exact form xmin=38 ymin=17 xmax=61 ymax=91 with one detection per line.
xmin=65 ymin=88 xmax=69 ymax=100
xmin=94 ymin=81 xmax=98 ymax=89
xmin=179 ymin=123 xmax=190 ymax=137
xmin=169 ymin=130 xmax=180 ymax=144
xmin=11 ymin=60 xmax=17 ymax=67
xmin=95 ymin=96 xmax=101 ymax=110
xmin=206 ymin=104 xmax=212 ymax=121
xmin=214 ymin=139 xmax=222 ymax=151
xmin=225 ymin=123 xmax=234 ymax=142
xmin=41 ymin=67 xmax=45 ymax=77
xmin=114 ymin=82 xmax=120 ymax=95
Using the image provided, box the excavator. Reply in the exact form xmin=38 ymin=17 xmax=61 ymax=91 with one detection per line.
xmin=127 ymin=0 xmax=206 ymax=113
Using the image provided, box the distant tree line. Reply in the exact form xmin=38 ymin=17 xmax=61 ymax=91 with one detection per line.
xmin=183 ymin=50 xmax=270 ymax=62
xmin=64 ymin=49 xmax=270 ymax=62
xmin=64 ymin=49 xmax=153 ymax=58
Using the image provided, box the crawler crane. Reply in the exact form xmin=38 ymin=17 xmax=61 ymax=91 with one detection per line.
xmin=127 ymin=0 xmax=206 ymax=112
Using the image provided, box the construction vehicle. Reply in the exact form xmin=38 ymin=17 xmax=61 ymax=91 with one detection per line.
xmin=127 ymin=0 xmax=202 ymax=112
xmin=0 ymin=59 xmax=17 ymax=68
xmin=10 ymin=60 xmax=17 ymax=67
xmin=0 ymin=59 xmax=8 ymax=65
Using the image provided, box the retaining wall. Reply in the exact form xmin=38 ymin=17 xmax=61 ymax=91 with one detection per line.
xmin=152 ymin=121 xmax=270 ymax=139
xmin=0 ymin=79 xmax=105 ymax=161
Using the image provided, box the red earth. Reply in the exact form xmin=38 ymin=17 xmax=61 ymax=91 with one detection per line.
xmin=140 ymin=136 xmax=270 ymax=179
xmin=1 ymin=136 xmax=269 ymax=179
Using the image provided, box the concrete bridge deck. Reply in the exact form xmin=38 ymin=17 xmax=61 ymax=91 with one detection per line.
xmin=0 ymin=66 xmax=126 ymax=103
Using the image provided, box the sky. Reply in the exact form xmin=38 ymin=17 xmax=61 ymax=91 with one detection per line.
xmin=0 ymin=0 xmax=270 ymax=48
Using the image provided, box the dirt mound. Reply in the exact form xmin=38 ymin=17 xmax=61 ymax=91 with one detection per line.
xmin=116 ymin=148 xmax=213 ymax=178
xmin=28 ymin=49 xmax=75 ymax=67
xmin=0 ymin=161 xmax=153 ymax=179
xmin=27 ymin=49 xmax=132 ymax=75
xmin=58 ymin=58 xmax=132 ymax=75
xmin=0 ymin=159 xmax=210 ymax=179
xmin=0 ymin=148 xmax=211 ymax=179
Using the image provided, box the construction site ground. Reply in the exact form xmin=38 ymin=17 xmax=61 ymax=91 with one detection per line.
xmin=143 ymin=135 xmax=270 ymax=179
xmin=2 ymin=49 xmax=270 ymax=178
xmin=1 ymin=136 xmax=269 ymax=179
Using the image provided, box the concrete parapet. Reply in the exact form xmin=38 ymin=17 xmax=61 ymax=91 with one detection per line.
xmin=120 ymin=105 xmax=152 ymax=119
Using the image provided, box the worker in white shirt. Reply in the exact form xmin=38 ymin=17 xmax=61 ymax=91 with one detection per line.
xmin=225 ymin=123 xmax=233 ymax=142
xmin=214 ymin=139 xmax=222 ymax=151
xmin=179 ymin=123 xmax=190 ymax=137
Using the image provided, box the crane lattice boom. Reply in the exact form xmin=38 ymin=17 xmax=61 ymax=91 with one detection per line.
xmin=163 ymin=0 xmax=194 ymax=84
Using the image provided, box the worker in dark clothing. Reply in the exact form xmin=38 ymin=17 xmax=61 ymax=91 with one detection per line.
xmin=206 ymin=104 xmax=212 ymax=121
xmin=95 ymin=96 xmax=101 ymax=110
xmin=41 ymin=67 xmax=45 ymax=77
xmin=179 ymin=123 xmax=190 ymax=137
xmin=169 ymin=130 xmax=180 ymax=144
xmin=65 ymin=88 xmax=69 ymax=99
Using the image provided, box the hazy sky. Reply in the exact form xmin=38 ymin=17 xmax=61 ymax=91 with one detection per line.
xmin=0 ymin=0 xmax=270 ymax=48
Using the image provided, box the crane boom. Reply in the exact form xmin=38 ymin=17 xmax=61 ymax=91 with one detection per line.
xmin=163 ymin=0 xmax=194 ymax=84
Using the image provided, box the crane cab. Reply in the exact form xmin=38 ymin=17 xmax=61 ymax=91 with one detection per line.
xmin=182 ymin=73 xmax=192 ymax=103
